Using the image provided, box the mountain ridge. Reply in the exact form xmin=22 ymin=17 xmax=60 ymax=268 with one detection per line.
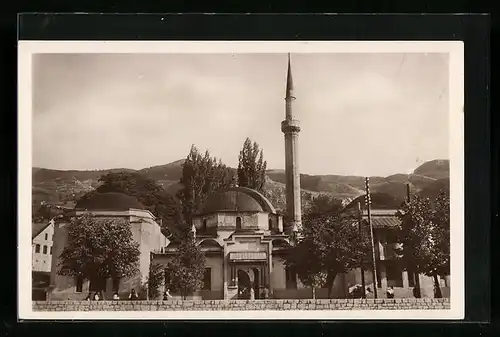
xmin=32 ymin=159 xmax=450 ymax=212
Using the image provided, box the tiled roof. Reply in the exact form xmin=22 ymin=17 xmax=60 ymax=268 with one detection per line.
xmin=32 ymin=221 xmax=52 ymax=239
xmin=370 ymin=216 xmax=401 ymax=229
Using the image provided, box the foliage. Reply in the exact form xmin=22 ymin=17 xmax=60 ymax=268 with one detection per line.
xmin=163 ymin=234 xmax=206 ymax=299
xmin=306 ymin=194 xmax=343 ymax=217
xmin=176 ymin=145 xmax=234 ymax=225
xmin=237 ymin=138 xmax=267 ymax=193
xmin=396 ymin=190 xmax=450 ymax=296
xmin=147 ymin=263 xmax=165 ymax=300
xmin=80 ymin=171 xmax=183 ymax=237
xmin=57 ymin=213 xmax=140 ymax=292
xmin=284 ymin=209 xmax=370 ymax=298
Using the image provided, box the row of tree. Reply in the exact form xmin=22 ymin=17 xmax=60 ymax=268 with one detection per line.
xmin=283 ymin=190 xmax=450 ymax=298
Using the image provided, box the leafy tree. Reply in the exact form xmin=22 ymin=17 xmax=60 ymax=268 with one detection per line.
xmin=396 ymin=191 xmax=450 ymax=298
xmin=147 ymin=263 xmax=165 ymax=300
xmin=57 ymin=213 xmax=140 ymax=296
xmin=80 ymin=172 xmax=183 ymax=237
xmin=163 ymin=233 xmax=206 ymax=299
xmin=284 ymin=209 xmax=370 ymax=298
xmin=237 ymin=138 xmax=267 ymax=193
xmin=177 ymin=145 xmax=233 ymax=224
xmin=306 ymin=194 xmax=343 ymax=217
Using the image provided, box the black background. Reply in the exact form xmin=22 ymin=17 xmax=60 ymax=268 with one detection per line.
xmin=2 ymin=9 xmax=495 ymax=337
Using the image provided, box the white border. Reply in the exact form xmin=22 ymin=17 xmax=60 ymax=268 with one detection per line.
xmin=18 ymin=41 xmax=464 ymax=320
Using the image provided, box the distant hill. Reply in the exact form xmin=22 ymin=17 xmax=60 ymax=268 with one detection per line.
xmin=32 ymin=159 xmax=450 ymax=212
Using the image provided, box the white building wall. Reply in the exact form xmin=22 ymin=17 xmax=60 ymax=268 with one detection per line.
xmin=32 ymin=222 xmax=54 ymax=272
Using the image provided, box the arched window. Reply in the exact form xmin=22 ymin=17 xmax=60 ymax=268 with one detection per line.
xmin=268 ymin=218 xmax=273 ymax=231
xmin=43 ymin=245 xmax=48 ymax=254
xmin=236 ymin=217 xmax=242 ymax=230
xmin=35 ymin=244 xmax=40 ymax=253
xmin=203 ymin=219 xmax=207 ymax=231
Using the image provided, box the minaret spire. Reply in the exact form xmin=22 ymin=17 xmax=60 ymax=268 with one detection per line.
xmin=286 ymin=53 xmax=295 ymax=101
xmin=281 ymin=53 xmax=302 ymax=235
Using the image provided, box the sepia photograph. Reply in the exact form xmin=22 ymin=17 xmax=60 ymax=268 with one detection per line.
xmin=18 ymin=41 xmax=464 ymax=320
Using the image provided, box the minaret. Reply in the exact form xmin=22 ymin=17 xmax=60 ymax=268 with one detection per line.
xmin=281 ymin=53 xmax=302 ymax=234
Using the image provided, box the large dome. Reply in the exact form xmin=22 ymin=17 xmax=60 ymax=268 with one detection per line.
xmin=201 ymin=187 xmax=276 ymax=214
xmin=75 ymin=192 xmax=145 ymax=211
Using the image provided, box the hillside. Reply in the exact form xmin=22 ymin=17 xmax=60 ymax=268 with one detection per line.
xmin=32 ymin=159 xmax=450 ymax=211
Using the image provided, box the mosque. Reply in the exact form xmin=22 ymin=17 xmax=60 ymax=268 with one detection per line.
xmin=47 ymin=55 xmax=448 ymax=301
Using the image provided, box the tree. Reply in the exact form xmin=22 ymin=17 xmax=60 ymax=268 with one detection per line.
xmin=57 ymin=213 xmax=140 ymax=296
xmin=237 ymin=138 xmax=267 ymax=193
xmin=177 ymin=145 xmax=233 ymax=224
xmin=396 ymin=191 xmax=450 ymax=298
xmin=163 ymin=233 xmax=206 ymax=299
xmin=283 ymin=209 xmax=370 ymax=298
xmin=147 ymin=263 xmax=165 ymax=300
xmin=80 ymin=172 xmax=183 ymax=237
xmin=306 ymin=194 xmax=343 ymax=217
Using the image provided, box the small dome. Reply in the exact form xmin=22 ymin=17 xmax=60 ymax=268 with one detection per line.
xmin=201 ymin=187 xmax=276 ymax=214
xmin=75 ymin=192 xmax=145 ymax=211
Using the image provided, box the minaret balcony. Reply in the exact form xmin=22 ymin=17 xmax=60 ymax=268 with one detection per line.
xmin=281 ymin=119 xmax=301 ymax=134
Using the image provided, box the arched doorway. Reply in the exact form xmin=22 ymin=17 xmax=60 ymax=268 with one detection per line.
xmin=237 ymin=269 xmax=251 ymax=299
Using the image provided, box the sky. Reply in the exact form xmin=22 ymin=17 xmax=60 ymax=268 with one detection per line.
xmin=32 ymin=52 xmax=449 ymax=176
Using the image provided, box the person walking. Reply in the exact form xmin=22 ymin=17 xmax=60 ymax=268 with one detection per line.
xmin=128 ymin=288 xmax=138 ymax=300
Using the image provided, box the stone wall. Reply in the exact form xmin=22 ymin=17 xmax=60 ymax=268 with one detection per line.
xmin=33 ymin=298 xmax=450 ymax=311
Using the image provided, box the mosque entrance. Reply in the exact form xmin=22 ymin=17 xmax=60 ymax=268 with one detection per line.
xmin=237 ymin=269 xmax=251 ymax=299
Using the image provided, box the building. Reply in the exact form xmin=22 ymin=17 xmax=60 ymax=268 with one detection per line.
xmin=151 ymin=54 xmax=342 ymax=300
xmin=152 ymin=186 xmax=317 ymax=300
xmin=343 ymin=209 xmax=450 ymax=299
xmin=32 ymin=219 xmax=55 ymax=300
xmin=48 ymin=192 xmax=167 ymax=300
xmin=45 ymin=54 xmax=449 ymax=301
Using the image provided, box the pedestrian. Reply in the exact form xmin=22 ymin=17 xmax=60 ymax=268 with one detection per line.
xmin=93 ymin=292 xmax=100 ymax=301
xmin=250 ymin=287 xmax=255 ymax=300
xmin=128 ymin=288 xmax=138 ymax=300
xmin=386 ymin=286 xmax=395 ymax=299
xmin=164 ymin=288 xmax=173 ymax=300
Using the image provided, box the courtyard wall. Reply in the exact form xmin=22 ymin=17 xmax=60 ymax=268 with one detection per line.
xmin=33 ymin=298 xmax=450 ymax=311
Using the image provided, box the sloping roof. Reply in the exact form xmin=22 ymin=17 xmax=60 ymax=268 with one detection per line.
xmin=200 ymin=187 xmax=275 ymax=214
xmin=75 ymin=192 xmax=144 ymax=211
xmin=370 ymin=216 xmax=401 ymax=229
xmin=32 ymin=221 xmax=52 ymax=239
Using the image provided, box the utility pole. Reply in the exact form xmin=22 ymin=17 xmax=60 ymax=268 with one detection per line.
xmin=357 ymin=201 xmax=366 ymax=298
xmin=365 ymin=177 xmax=378 ymax=299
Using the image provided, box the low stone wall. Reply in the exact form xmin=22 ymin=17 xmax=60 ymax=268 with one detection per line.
xmin=33 ymin=298 xmax=450 ymax=311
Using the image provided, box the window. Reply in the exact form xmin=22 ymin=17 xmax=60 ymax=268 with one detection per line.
xmin=50 ymin=246 xmax=53 ymax=255
xmin=236 ymin=217 xmax=242 ymax=230
xmin=35 ymin=244 xmax=40 ymax=253
xmin=268 ymin=218 xmax=272 ymax=231
xmin=285 ymin=267 xmax=297 ymax=289
xmin=203 ymin=268 xmax=211 ymax=290
xmin=45 ymin=233 xmax=48 ymax=240
xmin=75 ymin=276 xmax=83 ymax=293
xmin=43 ymin=245 xmax=48 ymax=254
xmin=203 ymin=219 xmax=207 ymax=232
